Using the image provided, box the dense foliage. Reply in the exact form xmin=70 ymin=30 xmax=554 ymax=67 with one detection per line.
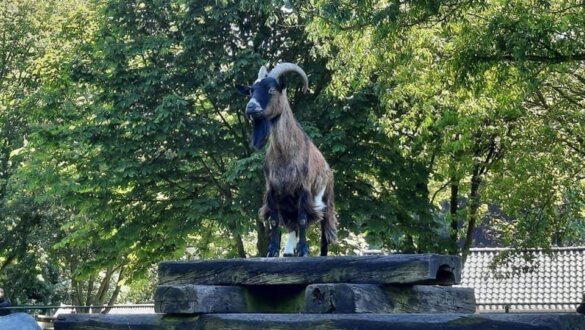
xmin=1 ymin=0 xmax=585 ymax=307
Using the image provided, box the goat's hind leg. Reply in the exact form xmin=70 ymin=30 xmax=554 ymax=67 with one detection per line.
xmin=297 ymin=218 xmax=309 ymax=257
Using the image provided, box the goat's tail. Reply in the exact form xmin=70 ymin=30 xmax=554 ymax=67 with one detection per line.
xmin=323 ymin=179 xmax=337 ymax=244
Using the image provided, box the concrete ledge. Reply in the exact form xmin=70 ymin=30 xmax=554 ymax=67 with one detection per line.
xmin=54 ymin=313 xmax=585 ymax=330
xmin=0 ymin=313 xmax=41 ymax=330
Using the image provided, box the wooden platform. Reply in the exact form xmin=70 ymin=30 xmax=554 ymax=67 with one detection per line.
xmin=54 ymin=313 xmax=585 ymax=330
xmin=155 ymin=254 xmax=469 ymax=315
xmin=158 ymin=254 xmax=461 ymax=286
xmin=155 ymin=284 xmax=476 ymax=314
xmin=52 ymin=254 xmax=585 ymax=329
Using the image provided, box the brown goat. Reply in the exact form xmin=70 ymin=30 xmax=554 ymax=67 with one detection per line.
xmin=237 ymin=63 xmax=337 ymax=257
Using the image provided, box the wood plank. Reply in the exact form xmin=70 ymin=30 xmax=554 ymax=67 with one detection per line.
xmin=53 ymin=314 xmax=196 ymax=330
xmin=158 ymin=254 xmax=461 ymax=286
xmin=199 ymin=313 xmax=585 ymax=330
xmin=385 ymin=285 xmax=476 ymax=313
xmin=54 ymin=313 xmax=585 ymax=330
xmin=156 ymin=284 xmax=474 ymax=314
xmin=305 ymin=284 xmax=475 ymax=314
xmin=305 ymin=283 xmax=390 ymax=313
xmin=154 ymin=284 xmax=306 ymax=314
xmin=155 ymin=285 xmax=247 ymax=314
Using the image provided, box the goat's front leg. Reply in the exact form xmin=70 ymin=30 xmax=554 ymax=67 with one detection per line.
xmin=266 ymin=190 xmax=281 ymax=257
xmin=296 ymin=190 xmax=310 ymax=257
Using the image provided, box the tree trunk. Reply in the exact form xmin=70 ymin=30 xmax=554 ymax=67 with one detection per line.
xmin=449 ymin=178 xmax=459 ymax=255
xmin=85 ymin=275 xmax=95 ymax=308
xmin=102 ymin=267 xmax=125 ymax=314
xmin=235 ymin=233 xmax=246 ymax=258
xmin=256 ymin=218 xmax=269 ymax=257
xmin=403 ymin=235 xmax=416 ymax=254
xmin=95 ymin=267 xmax=114 ymax=309
xmin=448 ymin=134 xmax=461 ymax=255
xmin=227 ymin=219 xmax=247 ymax=258
xmin=70 ymin=257 xmax=85 ymax=313
xmin=461 ymin=166 xmax=482 ymax=265
xmin=71 ymin=278 xmax=84 ymax=313
xmin=461 ymin=133 xmax=501 ymax=265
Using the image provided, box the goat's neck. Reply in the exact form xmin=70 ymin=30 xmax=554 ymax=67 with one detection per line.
xmin=268 ymin=103 xmax=305 ymax=159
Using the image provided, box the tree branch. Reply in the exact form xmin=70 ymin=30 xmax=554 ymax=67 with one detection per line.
xmin=475 ymin=52 xmax=585 ymax=64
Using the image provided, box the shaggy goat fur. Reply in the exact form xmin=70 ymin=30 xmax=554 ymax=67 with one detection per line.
xmin=240 ymin=64 xmax=337 ymax=256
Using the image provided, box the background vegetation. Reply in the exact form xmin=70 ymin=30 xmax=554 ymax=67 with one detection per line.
xmin=1 ymin=0 xmax=584 ymax=308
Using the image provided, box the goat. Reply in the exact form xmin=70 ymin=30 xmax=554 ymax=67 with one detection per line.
xmin=237 ymin=63 xmax=337 ymax=257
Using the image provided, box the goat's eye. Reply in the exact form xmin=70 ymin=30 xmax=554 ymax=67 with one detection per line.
xmin=268 ymin=88 xmax=277 ymax=94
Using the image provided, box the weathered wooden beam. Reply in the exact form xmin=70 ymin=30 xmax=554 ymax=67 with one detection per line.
xmin=156 ymin=284 xmax=474 ymax=314
xmin=155 ymin=285 xmax=247 ymax=314
xmin=158 ymin=255 xmax=461 ymax=286
xmin=385 ymin=285 xmax=476 ymax=313
xmin=54 ymin=314 xmax=196 ymax=330
xmin=54 ymin=313 xmax=585 ymax=330
xmin=154 ymin=284 xmax=306 ymax=314
xmin=305 ymin=284 xmax=475 ymax=313
xmin=305 ymin=283 xmax=390 ymax=313
xmin=199 ymin=313 xmax=585 ymax=330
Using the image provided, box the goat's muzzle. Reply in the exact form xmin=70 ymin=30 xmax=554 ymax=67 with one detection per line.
xmin=246 ymin=102 xmax=263 ymax=120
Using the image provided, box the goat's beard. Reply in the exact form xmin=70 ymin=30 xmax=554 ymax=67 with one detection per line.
xmin=251 ymin=117 xmax=271 ymax=150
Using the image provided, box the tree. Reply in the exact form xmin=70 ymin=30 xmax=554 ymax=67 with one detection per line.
xmin=0 ymin=0 xmax=130 ymax=308
xmin=306 ymin=0 xmax=585 ymax=261
xmin=5 ymin=1 xmax=585 ymax=305
xmin=0 ymin=0 xmax=82 ymax=304
xmin=24 ymin=0 xmax=352 ymax=281
xmin=27 ymin=0 xmax=446 ymax=280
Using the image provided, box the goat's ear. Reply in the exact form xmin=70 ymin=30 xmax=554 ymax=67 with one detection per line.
xmin=277 ymin=76 xmax=287 ymax=92
xmin=236 ymin=85 xmax=251 ymax=96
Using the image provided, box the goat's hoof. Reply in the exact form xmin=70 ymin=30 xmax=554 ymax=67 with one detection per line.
xmin=267 ymin=241 xmax=280 ymax=257
xmin=296 ymin=244 xmax=309 ymax=257
xmin=283 ymin=253 xmax=294 ymax=257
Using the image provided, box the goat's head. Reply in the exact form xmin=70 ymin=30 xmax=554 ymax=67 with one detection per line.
xmin=236 ymin=63 xmax=308 ymax=149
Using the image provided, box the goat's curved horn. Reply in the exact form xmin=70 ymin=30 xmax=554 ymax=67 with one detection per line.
xmin=257 ymin=65 xmax=268 ymax=81
xmin=268 ymin=63 xmax=308 ymax=93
